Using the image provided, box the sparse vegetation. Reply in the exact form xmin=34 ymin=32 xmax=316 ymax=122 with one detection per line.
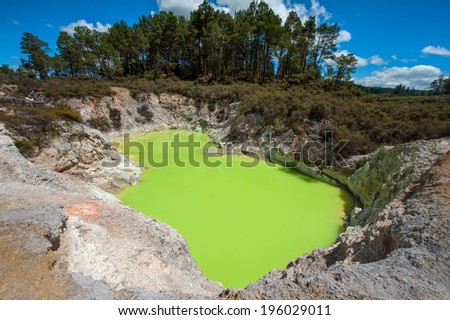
xmin=16 ymin=77 xmax=112 ymax=98
xmin=0 ymin=103 xmax=82 ymax=157
xmin=137 ymin=104 xmax=154 ymax=123
xmin=109 ymin=108 xmax=122 ymax=130
xmin=86 ymin=116 xmax=111 ymax=132
xmin=198 ymin=119 xmax=209 ymax=131
xmin=3 ymin=76 xmax=449 ymax=158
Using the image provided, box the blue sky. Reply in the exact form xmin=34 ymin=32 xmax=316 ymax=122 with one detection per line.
xmin=1 ymin=0 xmax=449 ymax=89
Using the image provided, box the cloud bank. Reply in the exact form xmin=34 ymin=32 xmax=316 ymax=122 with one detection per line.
xmin=355 ymin=65 xmax=442 ymax=89
xmin=157 ymin=0 xmax=203 ymax=17
xmin=60 ymin=20 xmax=112 ymax=36
xmin=157 ymin=0 xmax=332 ymax=23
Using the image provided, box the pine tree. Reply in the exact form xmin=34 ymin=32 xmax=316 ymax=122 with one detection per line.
xmin=20 ymin=32 xmax=51 ymax=79
xmin=57 ymin=31 xmax=83 ymax=77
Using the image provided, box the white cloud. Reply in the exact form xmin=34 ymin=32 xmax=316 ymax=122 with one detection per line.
xmin=369 ymin=55 xmax=387 ymax=66
xmin=355 ymin=65 xmax=442 ymax=89
xmin=215 ymin=0 xmax=249 ymax=12
xmin=356 ymin=57 xmax=369 ymax=67
xmin=336 ymin=30 xmax=351 ymax=43
xmin=335 ymin=50 xmax=368 ymax=67
xmin=157 ymin=0 xmax=203 ymax=17
xmin=46 ymin=23 xmax=54 ymax=29
xmin=335 ymin=51 xmax=389 ymax=68
xmin=421 ymin=45 xmax=450 ymax=57
xmin=392 ymin=55 xmax=417 ymax=63
xmin=10 ymin=19 xmax=20 ymax=26
xmin=157 ymin=0 xmax=332 ymax=23
xmin=309 ymin=0 xmax=331 ymax=21
xmin=400 ymin=58 xmax=417 ymax=63
xmin=60 ymin=20 xmax=112 ymax=36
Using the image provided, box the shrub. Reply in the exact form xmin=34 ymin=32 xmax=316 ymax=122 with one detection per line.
xmin=59 ymin=108 xmax=82 ymax=122
xmin=87 ymin=117 xmax=112 ymax=132
xmin=309 ymin=103 xmax=330 ymax=121
xmin=14 ymin=139 xmax=35 ymax=156
xmin=137 ymin=104 xmax=154 ymax=123
xmin=109 ymin=108 xmax=122 ymax=130
xmin=198 ymin=119 xmax=209 ymax=131
xmin=0 ymin=104 xmax=82 ymax=157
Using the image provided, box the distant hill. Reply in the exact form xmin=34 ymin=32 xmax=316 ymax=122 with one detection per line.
xmin=357 ymin=85 xmax=429 ymax=95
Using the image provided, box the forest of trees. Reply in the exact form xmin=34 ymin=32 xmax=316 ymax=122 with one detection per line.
xmin=12 ymin=0 xmax=357 ymax=84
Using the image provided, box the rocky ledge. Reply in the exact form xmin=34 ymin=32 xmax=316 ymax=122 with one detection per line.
xmin=0 ymin=123 xmax=222 ymax=299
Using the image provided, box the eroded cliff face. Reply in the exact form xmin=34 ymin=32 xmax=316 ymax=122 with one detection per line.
xmin=28 ymin=87 xmax=236 ymax=194
xmin=30 ymin=121 xmax=141 ymax=194
xmin=0 ymin=123 xmax=222 ymax=299
xmin=64 ymin=87 xmax=236 ymax=141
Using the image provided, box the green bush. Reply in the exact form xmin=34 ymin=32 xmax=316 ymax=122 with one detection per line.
xmin=14 ymin=139 xmax=35 ymax=156
xmin=87 ymin=117 xmax=112 ymax=132
xmin=309 ymin=102 xmax=330 ymax=121
xmin=59 ymin=107 xmax=82 ymax=122
xmin=109 ymin=108 xmax=122 ymax=130
xmin=0 ymin=103 xmax=82 ymax=157
xmin=137 ymin=104 xmax=154 ymax=123
xmin=198 ymin=119 xmax=209 ymax=131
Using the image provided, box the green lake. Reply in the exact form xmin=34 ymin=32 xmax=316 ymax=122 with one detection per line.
xmin=119 ymin=130 xmax=348 ymax=288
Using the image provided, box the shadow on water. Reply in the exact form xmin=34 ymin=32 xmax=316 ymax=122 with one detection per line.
xmin=277 ymin=166 xmax=353 ymax=235
xmin=276 ymin=166 xmax=321 ymax=184
xmin=277 ymin=166 xmax=354 ymax=209
xmin=338 ymin=189 xmax=353 ymax=232
xmin=339 ymin=188 xmax=353 ymax=206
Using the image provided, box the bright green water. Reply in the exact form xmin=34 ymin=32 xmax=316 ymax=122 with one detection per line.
xmin=119 ymin=130 xmax=348 ymax=289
